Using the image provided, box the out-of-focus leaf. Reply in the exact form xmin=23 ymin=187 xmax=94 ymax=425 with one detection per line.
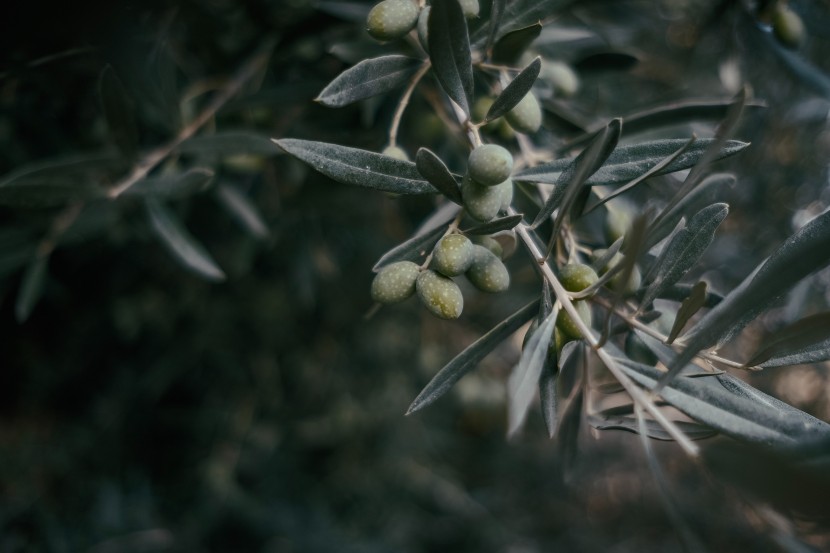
xmin=589 ymin=413 xmax=717 ymax=441
xmin=428 ymin=0 xmax=473 ymax=116
xmin=372 ymin=223 xmax=450 ymax=272
xmin=146 ymin=199 xmax=226 ymax=282
xmin=584 ymin=136 xmax=695 ymax=214
xmin=491 ymin=24 xmax=542 ymax=65
xmin=486 ymin=57 xmax=541 ymax=122
xmin=646 ymin=173 xmax=735 ymax=250
xmin=407 ymin=300 xmax=539 ymax=415
xmin=640 ymin=203 xmax=729 ymax=308
xmin=507 ymin=305 xmax=559 ymax=437
xmin=214 ymin=184 xmax=270 ymax=240
xmin=651 ymin=282 xmax=723 ymax=308
xmin=485 ymin=0 xmax=507 ymax=54
xmin=668 ymin=281 xmax=708 ymax=344
xmin=470 ymin=0 xmax=573 ymax=46
xmin=124 ymin=168 xmax=215 ymax=199
xmin=463 ymin=214 xmax=523 ymax=235
xmin=178 ymin=131 xmax=280 ymax=157
xmin=15 ymin=254 xmax=49 ymax=323
xmin=315 ymin=56 xmax=423 ymax=107
xmin=0 ymin=244 xmax=33 ymax=279
xmin=744 ymin=313 xmax=830 ymax=368
xmin=0 ymin=179 xmax=105 ymax=208
xmin=99 ymin=65 xmax=139 ymax=159
xmin=572 ymin=51 xmax=639 ymax=73
xmin=556 ymin=344 xmax=584 ymax=473
xmin=415 ymin=148 xmax=463 ymax=205
xmin=274 ymin=139 xmax=436 ymax=194
xmin=531 ymin=118 xmax=621 ymax=230
xmin=663 ymin=210 xmax=830 ymax=390
xmin=539 ymin=352 xmax=559 ymax=439
xmin=517 ymin=139 xmax=748 ymax=185
xmin=617 ymin=358 xmax=830 ymax=447
xmin=315 ymin=1 xmax=372 ymax=22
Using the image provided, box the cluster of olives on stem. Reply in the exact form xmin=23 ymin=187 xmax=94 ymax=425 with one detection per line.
xmin=370 ymin=232 xmax=510 ymax=320
xmin=367 ymin=0 xmax=479 ymax=43
xmin=462 ymin=144 xmax=514 ymax=222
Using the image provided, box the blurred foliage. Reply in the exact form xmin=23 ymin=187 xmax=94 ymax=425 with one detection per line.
xmin=1 ymin=0 xmax=829 ymax=552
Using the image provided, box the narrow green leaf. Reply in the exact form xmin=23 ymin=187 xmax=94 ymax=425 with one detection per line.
xmin=372 ymin=223 xmax=449 ymax=272
xmin=214 ymin=184 xmax=270 ymax=240
xmin=428 ymin=0 xmax=474 ymax=116
xmin=486 ymin=57 xmax=541 ymax=122
xmin=668 ymin=281 xmax=708 ymax=344
xmin=491 ymin=23 xmax=542 ymax=65
xmin=463 ymin=214 xmax=523 ymax=235
xmin=99 ymin=65 xmax=139 ymax=159
xmin=646 ymin=173 xmax=735 ymax=250
xmin=663 ymin=210 xmax=830 ymax=391
xmin=316 ymin=56 xmax=423 ymax=107
xmin=15 ymin=254 xmax=49 ymax=323
xmin=146 ymin=199 xmax=226 ymax=282
xmin=539 ymin=353 xmax=559 ymax=439
xmin=470 ymin=0 xmax=572 ymax=46
xmin=485 ymin=0 xmax=507 ymax=55
xmin=532 ymin=118 xmax=621 ymax=230
xmin=124 ymin=168 xmax=215 ymax=199
xmin=640 ymin=203 xmax=729 ymax=309
xmin=744 ymin=313 xmax=830 ymax=368
xmin=556 ymin=345 xmax=585 ymax=472
xmin=508 ymin=305 xmax=560 ymax=437
xmin=406 ymin=300 xmax=539 ymax=415
xmin=0 ymin=152 xmax=122 ymax=187
xmin=516 ymin=139 xmax=749 ymax=186
xmin=649 ymin=282 xmax=723 ymax=308
xmin=274 ymin=139 xmax=436 ymax=194
xmin=178 ymin=131 xmax=281 ymax=157
xmin=415 ymin=148 xmax=463 ymax=204
xmin=588 ymin=414 xmax=717 ymax=441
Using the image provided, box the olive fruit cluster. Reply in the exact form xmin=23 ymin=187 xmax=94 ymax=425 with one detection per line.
xmin=370 ymin=232 xmax=510 ymax=320
xmin=462 ymin=144 xmax=514 ymax=222
xmin=369 ymin=0 xmax=479 ymax=43
xmin=556 ymin=263 xmax=597 ymax=341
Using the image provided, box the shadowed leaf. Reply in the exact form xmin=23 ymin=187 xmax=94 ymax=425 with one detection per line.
xmin=463 ymin=214 xmax=523 ymax=235
xmin=316 ymin=56 xmax=423 ymax=107
xmin=372 ymin=223 xmax=450 ymax=272
xmin=428 ymin=0 xmax=473 ymax=115
xmin=274 ymin=139 xmax=436 ymax=194
xmin=588 ymin=413 xmax=717 ymax=441
xmin=470 ymin=0 xmax=573 ymax=46
xmin=124 ymin=168 xmax=215 ymax=199
xmin=15 ymin=254 xmax=49 ymax=323
xmin=491 ymin=23 xmax=542 ymax=65
xmin=214 ymin=184 xmax=270 ymax=240
xmin=178 ymin=131 xmax=281 ymax=157
xmin=146 ymin=199 xmax=226 ymax=282
xmin=99 ymin=65 xmax=139 ymax=158
xmin=485 ymin=0 xmax=507 ymax=54
xmin=744 ymin=313 xmax=830 ymax=368
xmin=668 ymin=281 xmax=709 ymax=343
xmin=407 ymin=300 xmax=539 ymax=415
xmin=415 ymin=148 xmax=463 ymax=204
xmin=486 ymin=57 xmax=541 ymax=122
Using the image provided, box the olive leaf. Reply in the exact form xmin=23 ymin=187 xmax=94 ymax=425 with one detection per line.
xmin=470 ymin=0 xmax=571 ymax=46
xmin=274 ymin=139 xmax=436 ymax=194
xmin=661 ymin=209 xmax=830 ymax=391
xmin=491 ymin=23 xmax=542 ymax=65
xmin=463 ymin=214 xmax=523 ymax=235
xmin=485 ymin=0 xmax=507 ymax=54
xmin=743 ymin=313 xmax=830 ymax=369
xmin=516 ymin=139 xmax=749 ymax=186
xmin=15 ymin=254 xmax=49 ymax=323
xmin=486 ymin=57 xmax=541 ymax=122
xmin=123 ymin=168 xmax=215 ymax=199
xmin=555 ymin=345 xmax=585 ymax=474
xmin=178 ymin=131 xmax=281 ymax=157
xmin=415 ymin=148 xmax=463 ymax=204
xmin=316 ymin=56 xmax=424 ymax=108
xmin=539 ymin=355 xmax=559 ymax=439
xmin=428 ymin=0 xmax=474 ymax=116
xmin=407 ymin=299 xmax=539 ymax=415
xmin=588 ymin=413 xmax=717 ymax=441
xmin=214 ymin=184 xmax=270 ymax=240
xmin=146 ymin=199 xmax=226 ymax=282
xmin=667 ymin=281 xmax=708 ymax=344
xmin=640 ymin=203 xmax=729 ymax=309
xmin=650 ymin=282 xmax=723 ymax=308
xmin=507 ymin=305 xmax=560 ymax=438
xmin=99 ymin=65 xmax=139 ymax=159
xmin=372 ymin=223 xmax=450 ymax=272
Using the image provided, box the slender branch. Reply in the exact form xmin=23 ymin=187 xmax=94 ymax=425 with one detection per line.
xmin=389 ymin=61 xmax=432 ymax=148
xmin=107 ymin=37 xmax=277 ymax=199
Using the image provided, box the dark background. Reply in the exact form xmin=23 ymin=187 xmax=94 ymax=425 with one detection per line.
xmin=1 ymin=1 xmax=829 ymax=551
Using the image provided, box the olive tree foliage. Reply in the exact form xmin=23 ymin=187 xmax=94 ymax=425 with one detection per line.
xmin=2 ymin=0 xmax=829 ymax=516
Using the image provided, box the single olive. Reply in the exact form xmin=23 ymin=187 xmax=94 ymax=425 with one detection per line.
xmin=541 ymin=61 xmax=579 ymax=98
xmin=772 ymin=4 xmax=805 ymax=49
xmin=432 ymin=234 xmax=474 ymax=277
xmin=474 ymin=235 xmax=503 ymax=259
xmin=367 ymin=0 xmax=419 ymax=42
xmin=459 ymin=0 xmax=480 ymax=18
xmin=416 ymin=269 xmax=464 ymax=319
xmin=556 ymin=300 xmax=592 ymax=341
xmin=505 ymin=91 xmax=542 ymax=134
xmin=371 ymin=261 xmax=420 ymax=304
xmin=462 ymin=174 xmax=503 ymax=222
xmin=559 ymin=263 xmax=599 ymax=293
xmin=466 ymin=245 xmax=510 ymax=293
xmin=468 ymin=144 xmax=513 ymax=186
xmin=382 ymin=145 xmax=410 ymax=161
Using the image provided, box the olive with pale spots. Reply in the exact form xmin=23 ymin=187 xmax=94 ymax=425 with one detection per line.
xmin=556 ymin=300 xmax=592 ymax=341
xmin=498 ymin=178 xmax=513 ymax=211
xmin=382 ymin=145 xmax=409 ymax=161
xmin=593 ymin=249 xmax=642 ymax=296
xmin=559 ymin=263 xmax=599 ymax=294
xmin=366 ymin=0 xmax=419 ymax=42
xmin=468 ymin=144 xmax=513 ymax=186
xmin=474 ymin=235 xmax=503 ymax=259
xmin=462 ymin=174 xmax=502 ymax=222
xmin=370 ymin=261 xmax=420 ymax=304
xmin=505 ymin=91 xmax=542 ymax=134
xmin=416 ymin=269 xmax=464 ymax=319
xmin=466 ymin=245 xmax=510 ymax=293
xmin=432 ymin=234 xmax=474 ymax=277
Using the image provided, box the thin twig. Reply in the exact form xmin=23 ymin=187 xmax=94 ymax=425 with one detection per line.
xmin=107 ymin=37 xmax=277 ymax=199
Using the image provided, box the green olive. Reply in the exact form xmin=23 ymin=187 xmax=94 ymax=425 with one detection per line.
xmin=505 ymin=91 xmax=542 ymax=134
xmin=432 ymin=234 xmax=474 ymax=277
xmin=371 ymin=261 xmax=420 ymax=304
xmin=416 ymin=269 xmax=464 ymax=319
xmin=367 ymin=0 xmax=419 ymax=42
xmin=772 ymin=4 xmax=805 ymax=49
xmin=468 ymin=144 xmax=513 ymax=186
xmin=466 ymin=245 xmax=510 ymax=293
xmin=559 ymin=263 xmax=599 ymax=293
xmin=462 ymin=174 xmax=503 ymax=222
xmin=556 ymin=301 xmax=592 ymax=341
